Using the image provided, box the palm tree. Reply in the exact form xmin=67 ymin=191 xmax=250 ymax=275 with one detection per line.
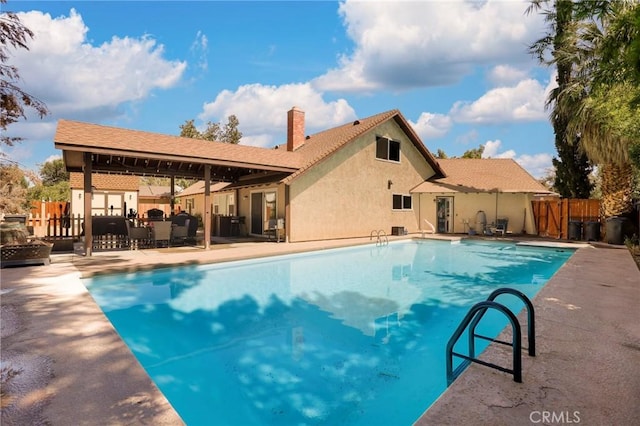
xmin=528 ymin=0 xmax=639 ymax=219
xmin=527 ymin=0 xmax=593 ymax=199
xmin=562 ymin=1 xmax=639 ymax=218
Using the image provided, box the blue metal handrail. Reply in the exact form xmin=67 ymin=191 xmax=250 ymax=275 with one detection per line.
xmin=469 ymin=288 xmax=535 ymax=358
xmin=446 ymin=300 xmax=522 ymax=385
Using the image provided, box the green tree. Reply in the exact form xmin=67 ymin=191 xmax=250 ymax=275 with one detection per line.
xmin=179 ymin=115 xmax=242 ymax=144
xmin=435 ymin=149 xmax=448 ymax=159
xmin=178 ymin=119 xmax=200 ymax=139
xmin=26 ymin=158 xmax=70 ymax=202
xmin=551 ymin=0 xmax=639 ymax=216
xmin=221 ymin=115 xmax=242 ymax=144
xmin=39 ymin=158 xmax=68 ymax=185
xmin=527 ymin=0 xmax=593 ymax=198
xmin=27 ymin=180 xmax=69 ymax=202
xmin=461 ymin=145 xmax=484 ymax=159
xmin=0 ymin=0 xmax=48 ymax=147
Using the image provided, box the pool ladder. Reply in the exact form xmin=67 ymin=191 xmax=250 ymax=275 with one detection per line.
xmin=370 ymin=229 xmax=388 ymax=246
xmin=446 ymin=288 xmax=535 ymax=385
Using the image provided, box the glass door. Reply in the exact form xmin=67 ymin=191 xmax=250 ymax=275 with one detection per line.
xmin=250 ymin=191 xmax=277 ymax=235
xmin=436 ymin=197 xmax=453 ymax=233
xmin=250 ymin=192 xmax=263 ymax=234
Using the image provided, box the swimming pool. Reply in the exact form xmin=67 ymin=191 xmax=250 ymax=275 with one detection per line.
xmin=84 ymin=240 xmax=574 ymax=425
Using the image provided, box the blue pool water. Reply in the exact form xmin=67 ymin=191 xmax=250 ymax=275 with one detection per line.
xmin=84 ymin=240 xmax=574 ymax=425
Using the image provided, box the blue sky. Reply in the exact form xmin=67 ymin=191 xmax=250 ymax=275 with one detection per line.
xmin=3 ymin=0 xmax=557 ymax=178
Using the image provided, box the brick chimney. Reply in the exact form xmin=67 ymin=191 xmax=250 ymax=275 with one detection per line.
xmin=287 ymin=106 xmax=305 ymax=151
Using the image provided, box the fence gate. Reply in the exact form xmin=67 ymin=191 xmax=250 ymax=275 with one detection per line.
xmin=531 ymin=199 xmax=600 ymax=240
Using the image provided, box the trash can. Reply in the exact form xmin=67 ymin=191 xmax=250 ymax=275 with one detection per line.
xmin=568 ymin=220 xmax=583 ymax=240
xmin=605 ymin=216 xmax=626 ymax=245
xmin=584 ymin=221 xmax=600 ymax=241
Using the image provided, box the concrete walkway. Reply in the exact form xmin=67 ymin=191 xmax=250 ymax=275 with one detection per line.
xmin=1 ymin=237 xmax=638 ymax=425
xmin=416 ymin=243 xmax=640 ymax=426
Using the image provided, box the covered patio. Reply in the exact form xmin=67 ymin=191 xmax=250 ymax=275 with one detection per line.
xmin=54 ymin=119 xmax=301 ymax=255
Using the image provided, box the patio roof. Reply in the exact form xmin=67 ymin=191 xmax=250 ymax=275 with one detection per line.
xmin=54 ymin=120 xmax=302 ymax=182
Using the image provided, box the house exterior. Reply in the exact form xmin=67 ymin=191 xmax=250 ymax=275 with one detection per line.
xmin=69 ymin=173 xmax=140 ymax=217
xmin=412 ymin=159 xmax=556 ymax=235
xmin=138 ymin=184 xmax=181 ymax=217
xmin=59 ymin=107 xmax=554 ymax=247
xmin=177 ymin=108 xmax=554 ymax=242
xmin=70 ymin=173 xmax=180 ymax=218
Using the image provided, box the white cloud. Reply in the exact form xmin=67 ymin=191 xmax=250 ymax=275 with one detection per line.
xmin=482 ymin=139 xmax=552 ymax=178
xmin=410 ymin=113 xmax=452 ymax=139
xmin=516 ymin=153 xmax=554 ymax=178
xmin=482 ymin=139 xmax=516 ymax=159
xmin=200 ymin=83 xmax=357 ymax=147
xmin=450 ymin=79 xmax=548 ymax=124
xmin=190 ymin=31 xmax=209 ymax=71
xmin=455 ymin=129 xmax=479 ymax=146
xmin=313 ymin=0 xmax=544 ymax=92
xmin=12 ymin=9 xmax=187 ymax=121
xmin=487 ymin=65 xmax=529 ymax=86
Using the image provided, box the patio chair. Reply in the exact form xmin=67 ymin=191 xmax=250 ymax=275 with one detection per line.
xmin=151 ymin=221 xmax=172 ymax=248
xmin=495 ymin=218 xmax=509 ymax=237
xmin=126 ymin=220 xmax=150 ymax=250
xmin=171 ymin=213 xmax=198 ymax=243
xmin=265 ymin=218 xmax=284 ymax=242
xmin=171 ymin=221 xmax=189 ymax=245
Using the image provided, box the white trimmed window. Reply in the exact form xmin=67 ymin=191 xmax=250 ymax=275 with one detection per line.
xmin=376 ymin=136 xmax=401 ymax=162
xmin=392 ymin=194 xmax=412 ymax=210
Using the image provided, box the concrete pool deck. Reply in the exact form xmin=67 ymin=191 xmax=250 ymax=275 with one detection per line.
xmin=1 ymin=236 xmax=638 ymax=425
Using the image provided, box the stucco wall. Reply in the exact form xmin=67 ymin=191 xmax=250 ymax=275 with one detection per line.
xmin=288 ymin=120 xmax=436 ymax=242
xmin=71 ymin=189 xmax=138 ymax=217
xmin=418 ymin=192 xmax=537 ymax=235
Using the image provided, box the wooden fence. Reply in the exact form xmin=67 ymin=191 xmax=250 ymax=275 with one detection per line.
xmin=531 ymin=199 xmax=601 ymax=240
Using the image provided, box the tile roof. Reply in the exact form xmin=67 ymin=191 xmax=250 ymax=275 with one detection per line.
xmin=55 ymin=120 xmax=303 ymax=172
xmin=178 ymin=181 xmax=231 ymax=197
xmin=60 ymin=109 xmax=444 ymax=190
xmin=69 ymin=172 xmax=140 ymax=190
xmin=411 ymin=158 xmax=554 ymax=194
xmin=280 ymin=109 xmax=445 ymax=183
xmin=138 ymin=185 xmax=181 ymax=198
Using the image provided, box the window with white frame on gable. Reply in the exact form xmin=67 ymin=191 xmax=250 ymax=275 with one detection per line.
xmin=376 ymin=136 xmax=401 ymax=162
xmin=392 ymin=194 xmax=412 ymax=210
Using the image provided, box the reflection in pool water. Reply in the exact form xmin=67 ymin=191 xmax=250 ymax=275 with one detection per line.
xmin=85 ymin=240 xmax=574 ymax=425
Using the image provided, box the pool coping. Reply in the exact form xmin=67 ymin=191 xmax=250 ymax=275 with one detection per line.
xmin=1 ymin=235 xmax=638 ymax=425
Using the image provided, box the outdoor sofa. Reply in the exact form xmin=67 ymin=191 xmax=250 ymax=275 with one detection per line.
xmin=1 ymin=221 xmax=53 ymax=268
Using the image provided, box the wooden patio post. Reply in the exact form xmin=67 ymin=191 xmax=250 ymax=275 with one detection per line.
xmin=170 ymin=175 xmax=175 ymax=215
xmin=83 ymin=152 xmax=93 ymax=256
xmin=204 ymin=165 xmax=211 ymax=250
